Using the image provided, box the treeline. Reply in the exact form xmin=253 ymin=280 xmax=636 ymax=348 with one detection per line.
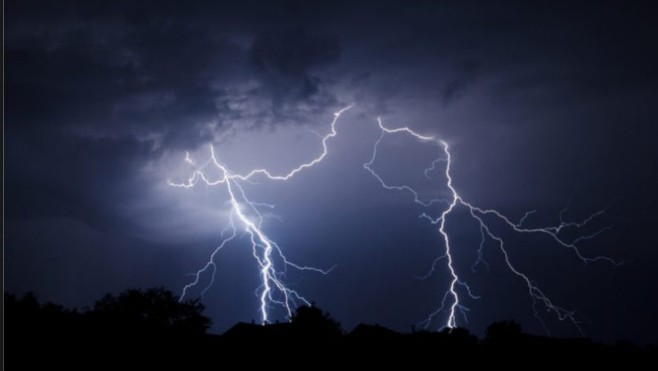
xmin=6 ymin=288 xmax=211 ymax=336
xmin=5 ymin=288 xmax=657 ymax=367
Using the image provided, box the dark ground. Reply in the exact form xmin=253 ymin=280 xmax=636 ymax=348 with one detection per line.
xmin=5 ymin=288 xmax=657 ymax=367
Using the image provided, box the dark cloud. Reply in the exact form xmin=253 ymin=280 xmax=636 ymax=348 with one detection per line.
xmin=5 ymin=127 xmax=155 ymax=230
xmin=250 ymin=27 xmax=340 ymax=108
xmin=6 ymin=2 xmax=345 ymax=144
xmin=440 ymin=60 xmax=481 ymax=104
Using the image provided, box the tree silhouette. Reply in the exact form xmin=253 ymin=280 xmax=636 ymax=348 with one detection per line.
xmin=6 ymin=289 xmax=652 ymax=365
xmin=91 ymin=287 xmax=211 ymax=335
xmin=290 ymin=304 xmax=342 ymax=337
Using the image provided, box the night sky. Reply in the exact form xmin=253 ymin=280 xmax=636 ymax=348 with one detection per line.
xmin=6 ymin=0 xmax=658 ymax=344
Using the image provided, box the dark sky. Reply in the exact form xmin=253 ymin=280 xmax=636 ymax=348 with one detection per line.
xmin=6 ymin=0 xmax=658 ymax=344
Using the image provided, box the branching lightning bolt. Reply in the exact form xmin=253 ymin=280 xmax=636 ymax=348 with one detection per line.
xmin=365 ymin=118 xmax=619 ymax=334
xmin=169 ymin=106 xmax=352 ymax=323
xmin=169 ymin=103 xmax=617 ymax=334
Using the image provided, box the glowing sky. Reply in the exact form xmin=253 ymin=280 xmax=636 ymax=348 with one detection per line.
xmin=6 ymin=0 xmax=658 ymax=343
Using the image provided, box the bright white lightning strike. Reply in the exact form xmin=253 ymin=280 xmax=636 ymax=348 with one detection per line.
xmin=169 ymin=106 xmax=351 ymax=323
xmin=170 ymin=104 xmax=617 ymax=333
xmin=365 ymin=117 xmax=619 ymax=334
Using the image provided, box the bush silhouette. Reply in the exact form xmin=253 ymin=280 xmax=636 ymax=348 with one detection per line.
xmin=92 ymin=287 xmax=211 ymax=335
xmin=291 ymin=304 xmax=342 ymax=337
xmin=6 ymin=289 xmax=653 ymax=366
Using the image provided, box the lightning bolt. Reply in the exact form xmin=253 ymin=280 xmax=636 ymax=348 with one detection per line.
xmin=365 ymin=117 xmax=619 ymax=334
xmin=169 ymin=104 xmax=617 ymax=334
xmin=169 ymin=106 xmax=351 ymax=323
